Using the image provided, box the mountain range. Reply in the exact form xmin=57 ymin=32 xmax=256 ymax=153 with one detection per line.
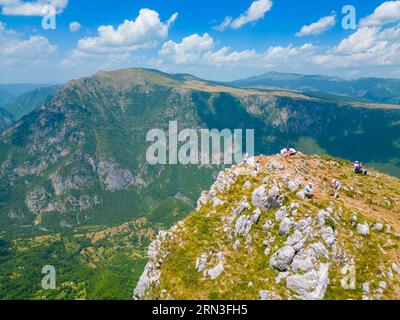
xmin=2 ymin=85 xmax=61 ymax=121
xmin=231 ymin=71 xmax=400 ymax=104
xmin=0 ymin=84 xmax=60 ymax=130
xmin=0 ymin=67 xmax=399 ymax=299
xmin=0 ymin=84 xmax=49 ymax=109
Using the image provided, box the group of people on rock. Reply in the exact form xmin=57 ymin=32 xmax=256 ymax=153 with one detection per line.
xmin=243 ymin=153 xmax=261 ymax=172
xmin=278 ymin=148 xmax=368 ymax=200
xmin=280 ymin=147 xmax=297 ymax=157
xmin=354 ymin=161 xmax=368 ymax=175
xmin=302 ymin=161 xmax=368 ymax=200
xmin=303 ymin=179 xmax=341 ymax=199
xmin=242 ymin=148 xmax=369 ymax=201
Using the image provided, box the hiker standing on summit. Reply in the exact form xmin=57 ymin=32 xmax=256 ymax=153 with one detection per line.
xmin=331 ymin=179 xmax=341 ymax=199
xmin=304 ymin=182 xmax=314 ymax=199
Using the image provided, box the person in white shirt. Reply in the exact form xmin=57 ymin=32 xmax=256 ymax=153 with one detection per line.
xmin=304 ymin=182 xmax=314 ymax=199
xmin=243 ymin=152 xmax=249 ymax=165
xmin=331 ymin=179 xmax=341 ymax=199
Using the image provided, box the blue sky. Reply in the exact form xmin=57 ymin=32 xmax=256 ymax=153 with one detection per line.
xmin=1 ymin=0 xmax=400 ymax=83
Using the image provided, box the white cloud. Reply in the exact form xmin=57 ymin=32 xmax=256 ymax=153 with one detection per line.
xmin=0 ymin=0 xmax=68 ymax=16
xmin=203 ymin=47 xmax=258 ymax=65
xmin=360 ymin=1 xmax=400 ymax=27
xmin=261 ymin=43 xmax=315 ymax=64
xmin=69 ymin=21 xmax=81 ymax=32
xmin=296 ymin=13 xmax=336 ymax=37
xmin=215 ymin=0 xmax=273 ymax=31
xmin=0 ymin=22 xmax=57 ymax=66
xmin=76 ymin=8 xmax=177 ymax=54
xmin=214 ymin=17 xmax=233 ymax=32
xmin=1 ymin=35 xmax=56 ymax=59
xmin=158 ymin=20 xmax=400 ymax=79
xmin=159 ymin=33 xmax=214 ymax=64
xmin=314 ymin=24 xmax=400 ymax=69
xmin=158 ymin=32 xmax=314 ymax=68
xmin=334 ymin=27 xmax=380 ymax=54
xmin=61 ymin=48 xmax=132 ymax=68
xmin=159 ymin=33 xmax=257 ymax=66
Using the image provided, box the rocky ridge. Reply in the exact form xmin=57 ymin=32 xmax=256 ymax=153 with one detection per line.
xmin=134 ymin=153 xmax=400 ymax=300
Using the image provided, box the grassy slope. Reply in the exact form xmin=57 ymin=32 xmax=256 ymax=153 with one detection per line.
xmin=144 ymin=154 xmax=400 ymax=300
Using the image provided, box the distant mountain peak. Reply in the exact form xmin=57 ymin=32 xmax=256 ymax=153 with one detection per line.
xmin=231 ymin=71 xmax=400 ymax=104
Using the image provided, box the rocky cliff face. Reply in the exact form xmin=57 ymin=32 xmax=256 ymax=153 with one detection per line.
xmin=134 ymin=153 xmax=400 ymax=300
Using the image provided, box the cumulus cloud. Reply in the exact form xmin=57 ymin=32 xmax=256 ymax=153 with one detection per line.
xmin=159 ymin=33 xmax=214 ymax=64
xmin=159 ymin=33 xmax=258 ymax=66
xmin=167 ymin=2 xmax=399 ymax=77
xmin=158 ymin=19 xmax=400 ymax=79
xmin=295 ymin=4 xmax=400 ymax=72
xmin=203 ymin=47 xmax=258 ymax=65
xmin=334 ymin=27 xmax=381 ymax=54
xmin=296 ymin=13 xmax=336 ymax=37
xmin=215 ymin=0 xmax=273 ymax=31
xmin=0 ymin=0 xmax=68 ymax=16
xmin=158 ymin=32 xmax=314 ymax=68
xmin=0 ymin=21 xmax=57 ymax=66
xmin=76 ymin=8 xmax=177 ymax=54
xmin=360 ymin=1 xmax=400 ymax=27
xmin=1 ymin=35 xmax=57 ymax=59
xmin=69 ymin=21 xmax=81 ymax=32
xmin=313 ymin=24 xmax=400 ymax=69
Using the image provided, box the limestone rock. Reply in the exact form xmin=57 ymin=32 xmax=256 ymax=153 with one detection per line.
xmin=263 ymin=219 xmax=273 ymax=232
xmin=279 ymin=218 xmax=292 ymax=237
xmin=320 ymin=226 xmax=335 ymax=246
xmin=357 ymin=222 xmax=370 ymax=236
xmin=213 ymin=197 xmax=224 ymax=208
xmin=285 ymin=230 xmax=306 ymax=252
xmin=291 ymin=248 xmax=315 ymax=272
xmin=195 ymin=253 xmax=209 ymax=273
xmin=288 ymin=179 xmax=301 ymax=192
xmin=286 ymin=263 xmax=329 ymax=300
xmin=133 ymin=262 xmax=161 ymax=300
xmin=25 ymin=186 xmax=49 ymax=215
xmin=259 ymin=290 xmax=280 ymax=300
xmin=208 ymin=262 xmax=224 ymax=280
xmin=252 ymin=185 xmax=283 ymax=211
xmin=275 ymin=207 xmax=287 ymax=222
xmin=97 ymin=158 xmax=134 ymax=192
xmin=296 ymin=190 xmax=305 ymax=200
xmin=243 ymin=181 xmax=252 ymax=189
xmin=270 ymin=246 xmax=296 ymax=271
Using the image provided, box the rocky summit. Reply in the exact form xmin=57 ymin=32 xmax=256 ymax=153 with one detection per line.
xmin=134 ymin=153 xmax=400 ymax=300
